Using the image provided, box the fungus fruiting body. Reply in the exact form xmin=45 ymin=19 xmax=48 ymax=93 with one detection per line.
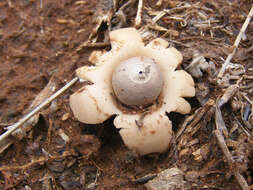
xmin=70 ymin=28 xmax=195 ymax=155
xmin=112 ymin=56 xmax=163 ymax=107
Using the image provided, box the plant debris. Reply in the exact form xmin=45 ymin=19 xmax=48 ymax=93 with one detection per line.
xmin=145 ymin=168 xmax=189 ymax=190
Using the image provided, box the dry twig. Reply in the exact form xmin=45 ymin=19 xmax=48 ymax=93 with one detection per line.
xmin=0 ymin=151 xmax=74 ymax=172
xmin=0 ymin=137 xmax=13 ymax=154
xmin=232 ymin=114 xmax=251 ymax=137
xmin=40 ymin=0 xmax=43 ymax=9
xmin=214 ymin=130 xmax=248 ymax=190
xmin=6 ymin=0 xmax=13 ymax=8
xmin=133 ymin=174 xmax=157 ymax=184
xmin=0 ymin=77 xmax=78 ymax=145
xmin=77 ymin=42 xmax=110 ymax=52
xmin=215 ymin=84 xmax=248 ymax=190
xmin=0 ymin=123 xmax=13 ymax=127
xmin=216 ymin=84 xmax=239 ymax=137
xmin=218 ymin=6 xmax=253 ymax=80
xmin=11 ymin=78 xmax=58 ymax=140
xmin=135 ymin=0 xmax=143 ymax=27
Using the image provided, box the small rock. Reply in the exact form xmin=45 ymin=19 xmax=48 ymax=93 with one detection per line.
xmin=145 ymin=168 xmax=189 ymax=190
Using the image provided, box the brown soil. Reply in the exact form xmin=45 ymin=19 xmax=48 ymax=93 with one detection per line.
xmin=0 ymin=0 xmax=252 ymax=190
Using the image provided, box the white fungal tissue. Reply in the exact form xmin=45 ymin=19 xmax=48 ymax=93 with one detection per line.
xmin=70 ymin=28 xmax=195 ymax=155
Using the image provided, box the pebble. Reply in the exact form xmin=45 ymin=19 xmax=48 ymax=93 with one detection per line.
xmin=145 ymin=167 xmax=189 ymax=190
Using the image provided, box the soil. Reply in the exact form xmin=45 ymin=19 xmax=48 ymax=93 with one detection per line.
xmin=0 ymin=0 xmax=252 ymax=190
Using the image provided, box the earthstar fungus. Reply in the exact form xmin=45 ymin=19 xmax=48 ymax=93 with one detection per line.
xmin=112 ymin=56 xmax=163 ymax=107
xmin=70 ymin=28 xmax=195 ymax=155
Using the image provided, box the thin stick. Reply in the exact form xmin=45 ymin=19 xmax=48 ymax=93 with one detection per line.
xmin=214 ymin=130 xmax=248 ymax=189
xmin=77 ymin=42 xmax=110 ymax=52
xmin=135 ymin=0 xmax=143 ymax=27
xmin=166 ymin=39 xmax=191 ymax=48
xmin=218 ymin=6 xmax=253 ymax=79
xmin=40 ymin=0 xmax=43 ymax=9
xmin=0 ymin=150 xmax=74 ymax=172
xmin=0 ymin=77 xmax=78 ymax=143
xmin=7 ymin=0 xmax=13 ymax=8
xmin=214 ymin=84 xmax=249 ymax=189
xmin=0 ymin=123 xmax=13 ymax=126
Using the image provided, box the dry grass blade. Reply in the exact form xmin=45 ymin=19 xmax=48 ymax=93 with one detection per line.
xmin=0 ymin=123 xmax=13 ymax=126
xmin=40 ymin=0 xmax=43 ymax=9
xmin=216 ymin=84 xmax=239 ymax=137
xmin=11 ymin=78 xmax=58 ymax=140
xmin=0 ymin=78 xmax=58 ymax=153
xmin=218 ymin=6 xmax=253 ymax=80
xmin=0 ymin=77 xmax=78 ymax=145
xmin=232 ymin=114 xmax=251 ymax=137
xmin=6 ymin=0 xmax=13 ymax=8
xmin=135 ymin=0 xmax=143 ymax=27
xmin=215 ymin=84 xmax=248 ymax=190
xmin=77 ymin=42 xmax=110 ymax=52
xmin=0 ymin=137 xmax=13 ymax=154
xmin=176 ymin=99 xmax=215 ymax=140
xmin=214 ymin=130 xmax=248 ymax=190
